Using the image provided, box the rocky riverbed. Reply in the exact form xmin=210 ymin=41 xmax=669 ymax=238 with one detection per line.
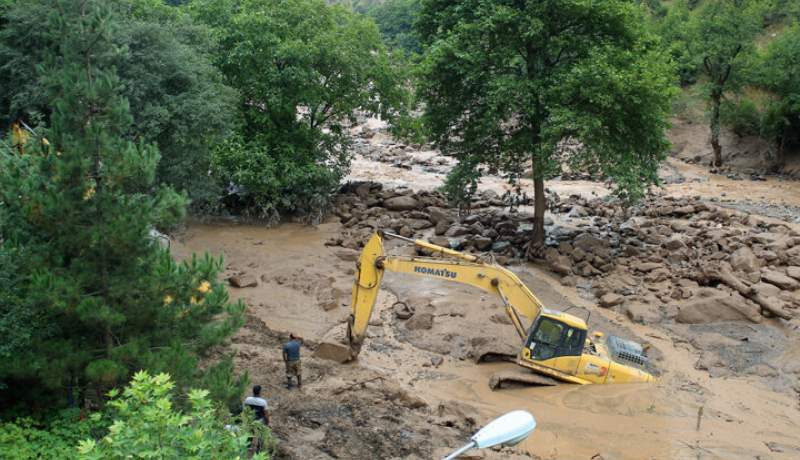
xmin=172 ymin=117 xmax=800 ymax=459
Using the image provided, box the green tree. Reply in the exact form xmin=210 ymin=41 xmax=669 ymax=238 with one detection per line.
xmin=657 ymin=0 xmax=700 ymax=85
xmin=691 ymin=0 xmax=761 ymax=166
xmin=0 ymin=0 xmax=243 ymax=408
xmin=756 ymin=23 xmax=800 ymax=168
xmin=417 ymin=0 xmax=675 ymax=254
xmin=0 ymin=0 xmax=237 ymax=205
xmin=191 ymin=0 xmax=405 ymax=219
xmin=77 ymin=372 xmax=267 ymax=460
xmin=366 ymin=0 xmax=422 ymax=55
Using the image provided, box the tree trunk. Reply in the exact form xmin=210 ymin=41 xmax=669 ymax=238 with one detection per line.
xmin=526 ymin=159 xmax=546 ymax=260
xmin=710 ymin=90 xmax=723 ymax=167
xmin=774 ymin=136 xmax=786 ymax=171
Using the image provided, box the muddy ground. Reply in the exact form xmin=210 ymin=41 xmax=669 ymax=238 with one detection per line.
xmin=172 ymin=119 xmax=800 ymax=460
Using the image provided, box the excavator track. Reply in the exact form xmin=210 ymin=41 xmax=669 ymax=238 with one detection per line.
xmin=489 ymin=370 xmax=560 ymax=390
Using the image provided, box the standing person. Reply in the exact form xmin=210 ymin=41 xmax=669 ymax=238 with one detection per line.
xmin=282 ymin=333 xmax=303 ymax=389
xmin=243 ymin=385 xmax=269 ymax=453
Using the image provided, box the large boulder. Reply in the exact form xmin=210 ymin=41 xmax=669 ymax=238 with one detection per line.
xmin=544 ymin=248 xmax=572 ymax=275
xmin=761 ymin=270 xmax=800 ymax=291
xmin=473 ymin=236 xmax=493 ymax=251
xmin=676 ymin=289 xmax=761 ymax=324
xmin=426 ymin=206 xmax=452 ymax=225
xmin=598 ymin=292 xmax=624 ymax=308
xmin=624 ymin=303 xmax=661 ymax=324
xmin=729 ymin=246 xmax=762 ymax=273
xmin=384 ymin=195 xmax=419 ymax=211
xmin=445 ymin=225 xmax=471 ymax=237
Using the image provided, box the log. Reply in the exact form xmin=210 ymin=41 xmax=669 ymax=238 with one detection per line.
xmin=701 ymin=265 xmax=791 ymax=320
xmin=700 ymin=265 xmax=753 ymax=297
xmin=750 ymin=293 xmax=792 ymax=321
xmin=716 ymin=266 xmax=754 ymax=297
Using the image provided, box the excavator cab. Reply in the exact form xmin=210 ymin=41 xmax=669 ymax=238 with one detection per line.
xmin=525 ymin=314 xmax=587 ymax=361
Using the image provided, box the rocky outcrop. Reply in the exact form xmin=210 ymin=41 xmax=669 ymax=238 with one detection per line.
xmin=329 ymin=182 xmax=798 ymax=323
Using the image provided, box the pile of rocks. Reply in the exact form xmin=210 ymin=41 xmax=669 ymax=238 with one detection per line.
xmin=327 ymin=182 xmax=798 ymax=322
xmin=327 ymin=181 xmax=542 ymax=261
xmin=543 ymin=194 xmax=800 ymax=322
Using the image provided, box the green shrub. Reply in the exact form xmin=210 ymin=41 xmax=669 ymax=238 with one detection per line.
xmin=0 ymin=409 xmax=100 ymax=460
xmin=211 ymin=135 xmax=344 ymax=222
xmin=77 ymin=371 xmax=269 ymax=460
xmin=721 ymin=99 xmax=762 ymax=136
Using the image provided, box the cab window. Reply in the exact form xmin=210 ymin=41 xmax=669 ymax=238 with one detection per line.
xmin=528 ymin=317 xmax=586 ymax=361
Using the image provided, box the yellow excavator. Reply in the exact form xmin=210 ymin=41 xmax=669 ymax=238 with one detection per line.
xmin=346 ymin=231 xmax=655 ymax=385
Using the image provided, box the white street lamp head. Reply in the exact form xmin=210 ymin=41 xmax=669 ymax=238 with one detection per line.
xmin=442 ymin=410 xmax=536 ymax=460
xmin=472 ymin=410 xmax=536 ymax=449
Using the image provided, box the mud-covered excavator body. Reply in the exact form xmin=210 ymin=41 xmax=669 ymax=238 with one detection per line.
xmin=347 ymin=231 xmax=654 ymax=385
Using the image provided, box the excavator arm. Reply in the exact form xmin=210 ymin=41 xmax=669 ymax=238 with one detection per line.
xmin=347 ymin=231 xmax=547 ymax=358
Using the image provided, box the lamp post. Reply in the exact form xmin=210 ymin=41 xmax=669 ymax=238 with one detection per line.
xmin=442 ymin=410 xmax=536 ymax=460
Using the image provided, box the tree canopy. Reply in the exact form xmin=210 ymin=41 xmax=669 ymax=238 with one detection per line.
xmin=691 ymin=0 xmax=761 ymax=166
xmin=0 ymin=0 xmax=244 ymax=409
xmin=417 ymin=0 xmax=675 ymax=253
xmin=191 ymin=0 xmax=406 ymax=219
xmin=0 ymin=0 xmax=237 ymax=205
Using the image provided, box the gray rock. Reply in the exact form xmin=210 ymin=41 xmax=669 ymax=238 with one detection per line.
xmin=429 ymin=236 xmax=450 ymax=247
xmin=426 ymin=206 xmax=451 ymax=225
xmin=434 ymin=219 xmax=450 ymax=235
xmin=491 ymin=241 xmax=511 ymax=252
xmin=786 ymin=266 xmax=800 ymax=281
xmin=730 ymin=246 xmax=762 ymax=273
xmin=761 ymin=270 xmax=800 ymax=291
xmin=384 ymin=195 xmax=419 ymax=211
xmin=228 ymin=275 xmax=258 ymax=288
xmin=599 ymin=293 xmax=624 ymax=308
xmin=633 ymin=262 xmax=662 ymax=273
xmin=473 ymin=236 xmax=493 ymax=250
xmin=406 ymin=313 xmax=434 ymax=330
xmin=662 ymin=237 xmax=687 ymax=251
xmin=624 ymin=303 xmax=660 ymax=324
xmin=334 ymin=249 xmax=360 ymax=262
xmin=445 ymin=225 xmax=471 ymax=237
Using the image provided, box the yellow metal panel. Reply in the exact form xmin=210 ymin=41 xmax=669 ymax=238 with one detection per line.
xmin=350 ymin=233 xmax=386 ymax=342
xmin=516 ymin=355 xmax=591 ymax=384
xmin=576 ymin=354 xmax=612 ymax=384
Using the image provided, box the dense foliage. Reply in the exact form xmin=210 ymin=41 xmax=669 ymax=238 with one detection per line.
xmin=692 ymin=0 xmax=761 ymax=166
xmin=417 ymin=0 xmax=675 ymax=253
xmin=0 ymin=0 xmax=244 ymax=410
xmin=363 ymin=0 xmax=422 ymax=55
xmin=0 ymin=409 xmax=100 ymax=460
xmin=191 ymin=0 xmax=405 ymax=220
xmin=78 ymin=372 xmax=267 ymax=460
xmin=0 ymin=0 xmax=237 ymax=205
xmin=750 ymin=24 xmax=800 ymax=167
xmin=2 ymin=0 xmax=800 ymax=457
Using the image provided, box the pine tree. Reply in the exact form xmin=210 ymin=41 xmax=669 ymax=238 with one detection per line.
xmin=0 ymin=0 xmax=244 ymax=409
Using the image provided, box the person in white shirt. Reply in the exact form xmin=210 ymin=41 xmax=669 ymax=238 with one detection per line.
xmin=243 ymin=385 xmax=269 ymax=453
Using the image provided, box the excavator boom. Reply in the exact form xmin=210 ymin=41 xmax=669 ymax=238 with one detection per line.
xmin=348 ymin=232 xmax=555 ymax=355
xmin=346 ymin=231 xmax=654 ymax=385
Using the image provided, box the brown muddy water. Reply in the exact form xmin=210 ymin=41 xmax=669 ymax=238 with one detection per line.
xmin=173 ymin=220 xmax=800 ymax=460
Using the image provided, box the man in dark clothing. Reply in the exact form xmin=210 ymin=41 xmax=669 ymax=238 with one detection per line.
xmin=282 ymin=333 xmax=303 ymax=389
xmin=243 ymin=385 xmax=269 ymax=453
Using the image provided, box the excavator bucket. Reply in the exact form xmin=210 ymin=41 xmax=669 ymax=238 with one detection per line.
xmin=347 ymin=233 xmax=386 ymax=358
